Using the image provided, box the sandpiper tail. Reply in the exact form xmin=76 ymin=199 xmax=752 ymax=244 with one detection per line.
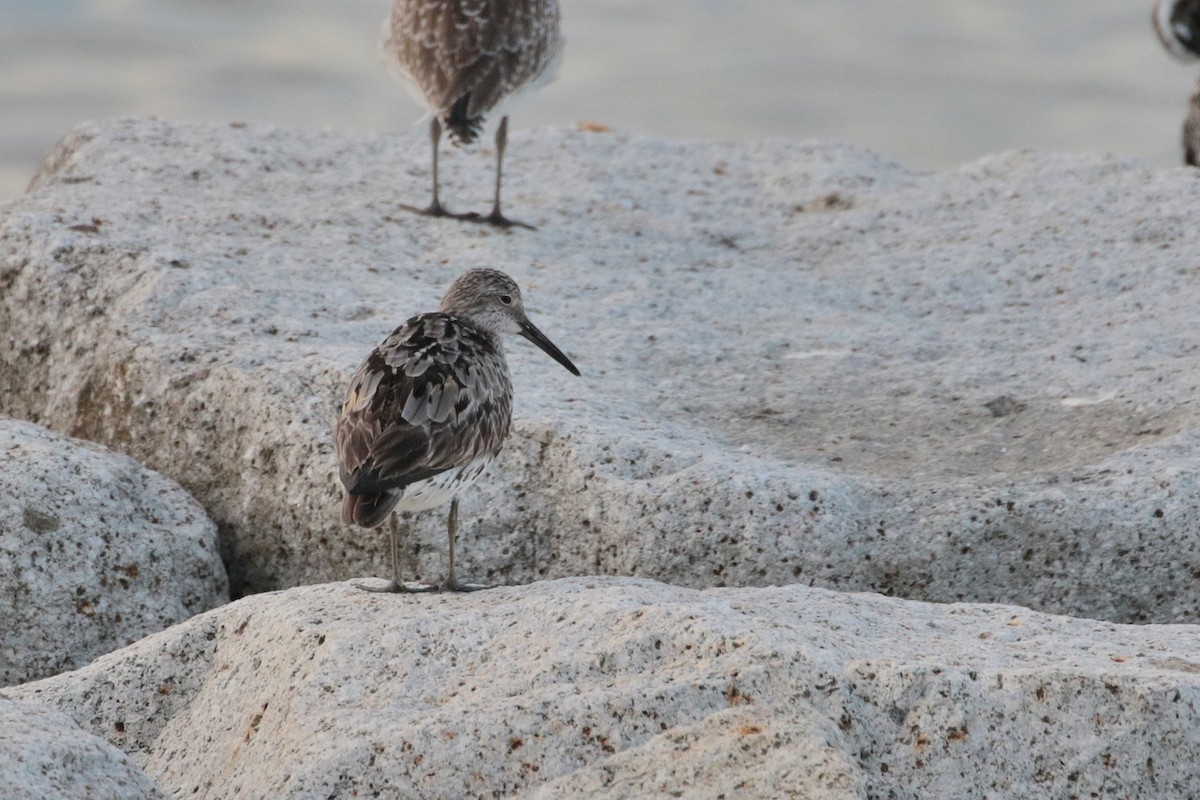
xmin=444 ymin=95 xmax=485 ymax=145
xmin=342 ymin=492 xmax=399 ymax=528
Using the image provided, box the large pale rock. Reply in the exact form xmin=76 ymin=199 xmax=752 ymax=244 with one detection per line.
xmin=0 ymin=419 xmax=227 ymax=686
xmin=11 ymin=579 xmax=1200 ymax=799
xmin=0 ymin=698 xmax=163 ymax=799
xmin=2 ymin=117 xmax=1199 ymax=621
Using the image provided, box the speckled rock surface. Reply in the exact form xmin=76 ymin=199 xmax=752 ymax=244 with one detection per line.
xmin=0 ymin=697 xmax=163 ymax=799
xmin=0 ymin=419 xmax=228 ymax=686
xmin=11 ymin=579 xmax=1200 ymax=799
xmin=2 ymin=117 xmax=1199 ymax=621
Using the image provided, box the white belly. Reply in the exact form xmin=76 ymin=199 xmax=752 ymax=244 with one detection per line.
xmin=393 ymin=455 xmax=494 ymax=513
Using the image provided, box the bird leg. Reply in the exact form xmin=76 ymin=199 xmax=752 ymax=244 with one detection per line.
xmin=356 ymin=514 xmax=437 ymax=593
xmin=428 ymin=115 xmax=445 ymax=214
xmin=399 ymin=117 xmax=476 ymax=222
xmin=400 ymin=117 xmax=452 ymax=218
xmin=485 ymin=116 xmax=535 ymax=231
xmin=398 ymin=116 xmax=535 ymax=231
xmin=440 ymin=497 xmax=493 ymax=592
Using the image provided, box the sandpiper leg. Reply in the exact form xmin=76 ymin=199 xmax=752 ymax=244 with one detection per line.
xmin=397 ymin=116 xmax=534 ymax=230
xmin=440 ymin=497 xmax=492 ymax=592
xmin=399 ymin=117 xmax=475 ymax=221
xmin=485 ymin=116 xmax=536 ymax=231
xmin=356 ymin=515 xmax=436 ymax=593
xmin=400 ymin=118 xmax=452 ymax=218
xmin=428 ymin=117 xmax=445 ymax=213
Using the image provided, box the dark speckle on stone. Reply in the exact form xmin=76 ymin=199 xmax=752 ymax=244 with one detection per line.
xmin=23 ymin=507 xmax=60 ymax=533
xmin=984 ymin=396 xmax=1026 ymax=418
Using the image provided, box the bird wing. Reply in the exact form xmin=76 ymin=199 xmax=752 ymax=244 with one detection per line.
xmin=384 ymin=0 xmax=561 ymax=118
xmin=335 ymin=313 xmax=513 ymax=496
xmin=1177 ymin=1 xmax=1200 ymax=53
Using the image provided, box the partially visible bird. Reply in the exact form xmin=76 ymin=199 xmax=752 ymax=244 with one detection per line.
xmin=382 ymin=0 xmax=563 ymax=229
xmin=1154 ymin=0 xmax=1200 ymax=165
xmin=335 ymin=268 xmax=579 ymax=592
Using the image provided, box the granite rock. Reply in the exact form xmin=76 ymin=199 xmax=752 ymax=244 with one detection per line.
xmin=1 ymin=117 xmax=1199 ymax=622
xmin=0 ymin=418 xmax=227 ymax=686
xmin=0 ymin=697 xmax=163 ymax=799
xmin=11 ymin=579 xmax=1200 ymax=799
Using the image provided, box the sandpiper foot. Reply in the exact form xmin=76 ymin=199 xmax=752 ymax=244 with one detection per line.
xmin=484 ymin=209 xmax=536 ymax=231
xmin=396 ymin=203 xmax=535 ymax=231
xmin=397 ymin=202 xmax=482 ymax=223
xmin=354 ymin=578 xmax=438 ymax=594
xmin=439 ymin=577 xmax=494 ymax=593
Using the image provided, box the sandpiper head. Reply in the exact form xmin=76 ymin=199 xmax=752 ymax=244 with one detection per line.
xmin=439 ymin=269 xmax=581 ymax=376
xmin=1155 ymin=0 xmax=1200 ymax=61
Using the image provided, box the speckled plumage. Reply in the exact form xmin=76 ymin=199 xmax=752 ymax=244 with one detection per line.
xmin=382 ymin=0 xmax=562 ymax=226
xmin=383 ymin=0 xmax=561 ymax=143
xmin=1156 ymin=0 xmax=1200 ymax=60
xmin=337 ymin=311 xmax=514 ymax=527
xmin=335 ymin=269 xmax=579 ymax=592
xmin=1154 ymin=0 xmax=1200 ymax=165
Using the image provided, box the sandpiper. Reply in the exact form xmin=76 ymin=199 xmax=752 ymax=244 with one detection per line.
xmin=335 ymin=268 xmax=579 ymax=592
xmin=1154 ymin=0 xmax=1200 ymax=164
xmin=382 ymin=0 xmax=563 ymax=229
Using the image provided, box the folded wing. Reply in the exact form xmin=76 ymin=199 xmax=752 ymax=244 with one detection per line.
xmin=335 ymin=313 xmax=513 ymax=499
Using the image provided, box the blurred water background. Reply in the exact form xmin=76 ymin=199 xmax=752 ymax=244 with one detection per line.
xmin=0 ymin=0 xmax=1194 ymax=202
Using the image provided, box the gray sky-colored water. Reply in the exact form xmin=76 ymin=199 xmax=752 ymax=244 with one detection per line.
xmin=0 ymin=0 xmax=1194 ymax=201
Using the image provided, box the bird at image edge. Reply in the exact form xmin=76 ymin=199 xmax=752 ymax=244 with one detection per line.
xmin=1154 ymin=0 xmax=1200 ymax=164
xmin=382 ymin=0 xmax=563 ymax=229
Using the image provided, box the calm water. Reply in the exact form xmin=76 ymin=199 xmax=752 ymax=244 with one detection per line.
xmin=0 ymin=0 xmax=1193 ymax=201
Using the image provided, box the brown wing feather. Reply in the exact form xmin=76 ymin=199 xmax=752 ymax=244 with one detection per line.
xmin=384 ymin=0 xmax=560 ymax=121
xmin=1174 ymin=1 xmax=1200 ymax=56
xmin=335 ymin=312 xmax=513 ymax=498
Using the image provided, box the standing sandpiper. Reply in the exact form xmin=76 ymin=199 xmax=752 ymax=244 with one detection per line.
xmin=335 ymin=269 xmax=579 ymax=592
xmin=1154 ymin=0 xmax=1200 ymax=165
xmin=382 ymin=0 xmax=563 ymax=229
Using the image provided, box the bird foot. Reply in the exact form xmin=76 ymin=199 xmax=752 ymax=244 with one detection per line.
xmin=439 ymin=577 xmax=494 ymax=593
xmin=483 ymin=209 xmax=536 ymax=231
xmin=353 ymin=578 xmax=439 ymax=594
xmin=396 ymin=203 xmax=535 ymax=231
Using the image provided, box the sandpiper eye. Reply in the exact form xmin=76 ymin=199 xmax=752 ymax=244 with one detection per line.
xmin=499 ymin=294 xmax=513 ymax=305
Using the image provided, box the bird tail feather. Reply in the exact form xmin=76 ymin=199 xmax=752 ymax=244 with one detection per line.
xmin=444 ymin=94 xmax=484 ymax=145
xmin=342 ymin=491 xmax=400 ymax=528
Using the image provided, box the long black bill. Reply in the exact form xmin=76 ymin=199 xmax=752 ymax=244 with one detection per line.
xmin=519 ymin=319 xmax=581 ymax=376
